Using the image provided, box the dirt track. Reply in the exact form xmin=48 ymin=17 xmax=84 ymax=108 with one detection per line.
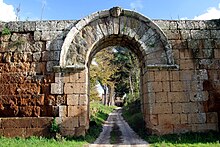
xmin=89 ymin=107 xmax=149 ymax=147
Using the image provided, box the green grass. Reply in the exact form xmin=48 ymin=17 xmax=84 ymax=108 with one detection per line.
xmin=0 ymin=102 xmax=116 ymax=147
xmin=0 ymin=136 xmax=86 ymax=147
xmin=110 ymin=124 xmax=122 ymax=144
xmin=122 ymin=100 xmax=220 ymax=147
xmin=147 ymin=132 xmax=220 ymax=147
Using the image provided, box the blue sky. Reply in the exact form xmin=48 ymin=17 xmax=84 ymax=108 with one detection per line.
xmin=1 ymin=0 xmax=220 ymax=21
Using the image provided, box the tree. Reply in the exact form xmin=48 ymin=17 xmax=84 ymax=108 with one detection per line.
xmin=112 ymin=47 xmax=140 ymax=103
xmin=90 ymin=47 xmax=118 ymax=105
xmin=89 ymin=46 xmax=140 ymax=106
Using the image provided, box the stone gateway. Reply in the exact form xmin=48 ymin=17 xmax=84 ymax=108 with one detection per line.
xmin=0 ymin=7 xmax=219 ymax=137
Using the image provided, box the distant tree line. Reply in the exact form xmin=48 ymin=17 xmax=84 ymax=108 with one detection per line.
xmin=90 ymin=46 xmax=140 ymax=106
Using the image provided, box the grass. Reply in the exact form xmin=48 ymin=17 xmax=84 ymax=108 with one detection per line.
xmin=110 ymin=124 xmax=122 ymax=144
xmin=122 ymin=99 xmax=220 ymax=147
xmin=0 ymin=102 xmax=116 ymax=147
xmin=0 ymin=136 xmax=86 ymax=147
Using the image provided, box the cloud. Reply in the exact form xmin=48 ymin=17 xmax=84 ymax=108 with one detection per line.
xmin=194 ymin=3 xmax=220 ymax=20
xmin=130 ymin=0 xmax=143 ymax=11
xmin=0 ymin=0 xmax=17 ymax=22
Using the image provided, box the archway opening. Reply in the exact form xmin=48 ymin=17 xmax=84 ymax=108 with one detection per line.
xmin=89 ymin=46 xmax=141 ymax=106
xmin=86 ymin=34 xmax=145 ymax=132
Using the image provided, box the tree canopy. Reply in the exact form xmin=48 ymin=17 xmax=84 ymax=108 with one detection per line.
xmin=89 ymin=46 xmax=140 ymax=105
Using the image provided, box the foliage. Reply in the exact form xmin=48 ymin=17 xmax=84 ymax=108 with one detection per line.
xmin=122 ymin=99 xmax=146 ymax=136
xmin=90 ymin=46 xmax=140 ymax=105
xmin=90 ymin=101 xmax=116 ymax=125
xmin=1 ymin=27 xmax=11 ymax=35
xmin=112 ymin=47 xmax=140 ymax=101
xmin=50 ymin=118 xmax=60 ymax=133
xmin=90 ymin=48 xmax=118 ymax=104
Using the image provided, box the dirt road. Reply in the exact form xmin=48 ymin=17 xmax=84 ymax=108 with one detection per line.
xmin=89 ymin=107 xmax=149 ymax=147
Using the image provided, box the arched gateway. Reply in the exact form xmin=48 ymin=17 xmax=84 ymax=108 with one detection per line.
xmin=52 ymin=7 xmax=177 ymax=136
xmin=0 ymin=6 xmax=219 ymax=137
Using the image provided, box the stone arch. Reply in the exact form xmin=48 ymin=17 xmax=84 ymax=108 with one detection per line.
xmin=60 ymin=7 xmax=175 ymax=68
xmin=56 ymin=7 xmax=177 ymax=135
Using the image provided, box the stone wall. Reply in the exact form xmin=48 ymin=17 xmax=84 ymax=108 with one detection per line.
xmin=143 ymin=19 xmax=220 ymax=134
xmin=0 ymin=20 xmax=87 ymax=137
xmin=0 ymin=9 xmax=219 ymax=137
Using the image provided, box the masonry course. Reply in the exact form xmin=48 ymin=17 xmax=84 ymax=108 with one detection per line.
xmin=0 ymin=7 xmax=219 ymax=137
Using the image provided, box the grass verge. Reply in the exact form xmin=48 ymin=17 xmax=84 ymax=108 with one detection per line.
xmin=0 ymin=102 xmax=116 ymax=147
xmin=122 ymin=100 xmax=220 ymax=147
xmin=110 ymin=124 xmax=122 ymax=144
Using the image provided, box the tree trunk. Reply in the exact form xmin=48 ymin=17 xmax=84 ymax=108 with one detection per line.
xmin=129 ymin=73 xmax=134 ymax=99
xmin=103 ymin=85 xmax=108 ymax=105
xmin=108 ymin=85 xmax=115 ymax=106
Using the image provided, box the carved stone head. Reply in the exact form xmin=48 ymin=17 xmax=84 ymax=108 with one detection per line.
xmin=110 ymin=7 xmax=122 ymax=17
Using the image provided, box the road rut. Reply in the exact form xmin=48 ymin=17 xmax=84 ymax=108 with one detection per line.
xmin=89 ymin=107 xmax=149 ymax=147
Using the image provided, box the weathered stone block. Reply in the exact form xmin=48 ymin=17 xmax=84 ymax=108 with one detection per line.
xmin=68 ymin=106 xmax=81 ymax=117
xmin=155 ymin=92 xmax=168 ymax=102
xmin=26 ymin=128 xmax=50 ymax=138
xmin=163 ymin=30 xmax=181 ymax=40
xmin=3 ymin=128 xmax=26 ymax=137
xmin=193 ymin=123 xmax=218 ymax=132
xmin=158 ymin=114 xmax=180 ymax=125
xmin=69 ymin=71 xmax=86 ymax=83
xmin=79 ymin=95 xmax=87 ymax=105
xmin=19 ymin=106 xmax=33 ymax=117
xmin=60 ymin=127 xmax=75 ymax=137
xmin=67 ymin=94 xmax=79 ymax=106
xmin=79 ymin=112 xmax=87 ymax=126
xmin=59 ymin=106 xmax=67 ymax=117
xmin=162 ymin=82 xmax=170 ymax=92
xmin=149 ymin=114 xmax=158 ymax=126
xmin=55 ymin=73 xmax=69 ymax=83
xmin=206 ymin=112 xmax=218 ymax=123
xmin=180 ymin=114 xmax=188 ymax=124
xmin=51 ymin=83 xmax=63 ymax=94
xmin=146 ymin=71 xmax=155 ymax=82
xmin=152 ymin=124 xmax=174 ymax=135
xmin=191 ymin=30 xmax=210 ymax=39
xmin=75 ymin=126 xmax=86 ymax=136
xmin=180 ymin=70 xmax=194 ymax=81
xmin=148 ymin=82 xmax=163 ymax=92
xmin=152 ymin=103 xmax=172 ymax=114
xmin=173 ymin=124 xmax=192 ymax=134
xmin=64 ymin=83 xmax=86 ymax=94
xmin=154 ymin=71 xmax=169 ymax=81
xmin=188 ymin=113 xmax=206 ymax=124
xmin=46 ymin=61 xmax=59 ymax=72
xmin=37 ymin=117 xmax=53 ymax=128
xmin=56 ymin=95 xmax=66 ymax=105
xmin=169 ymin=71 xmax=180 ymax=81
xmin=171 ymin=81 xmax=185 ymax=92
xmin=179 ymin=59 xmax=195 ymax=70
xmin=60 ymin=117 xmax=79 ymax=128
xmin=189 ymin=91 xmax=209 ymax=102
xmin=168 ymin=92 xmax=189 ymax=102
xmin=2 ymin=118 xmax=33 ymax=128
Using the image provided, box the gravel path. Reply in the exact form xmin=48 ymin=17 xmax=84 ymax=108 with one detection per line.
xmin=89 ymin=107 xmax=149 ymax=147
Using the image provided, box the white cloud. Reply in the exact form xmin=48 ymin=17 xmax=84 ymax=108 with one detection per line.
xmin=194 ymin=3 xmax=220 ymax=20
xmin=130 ymin=0 xmax=143 ymax=11
xmin=0 ymin=0 xmax=16 ymax=22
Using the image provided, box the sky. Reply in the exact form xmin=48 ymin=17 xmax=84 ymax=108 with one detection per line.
xmin=1 ymin=0 xmax=220 ymax=22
